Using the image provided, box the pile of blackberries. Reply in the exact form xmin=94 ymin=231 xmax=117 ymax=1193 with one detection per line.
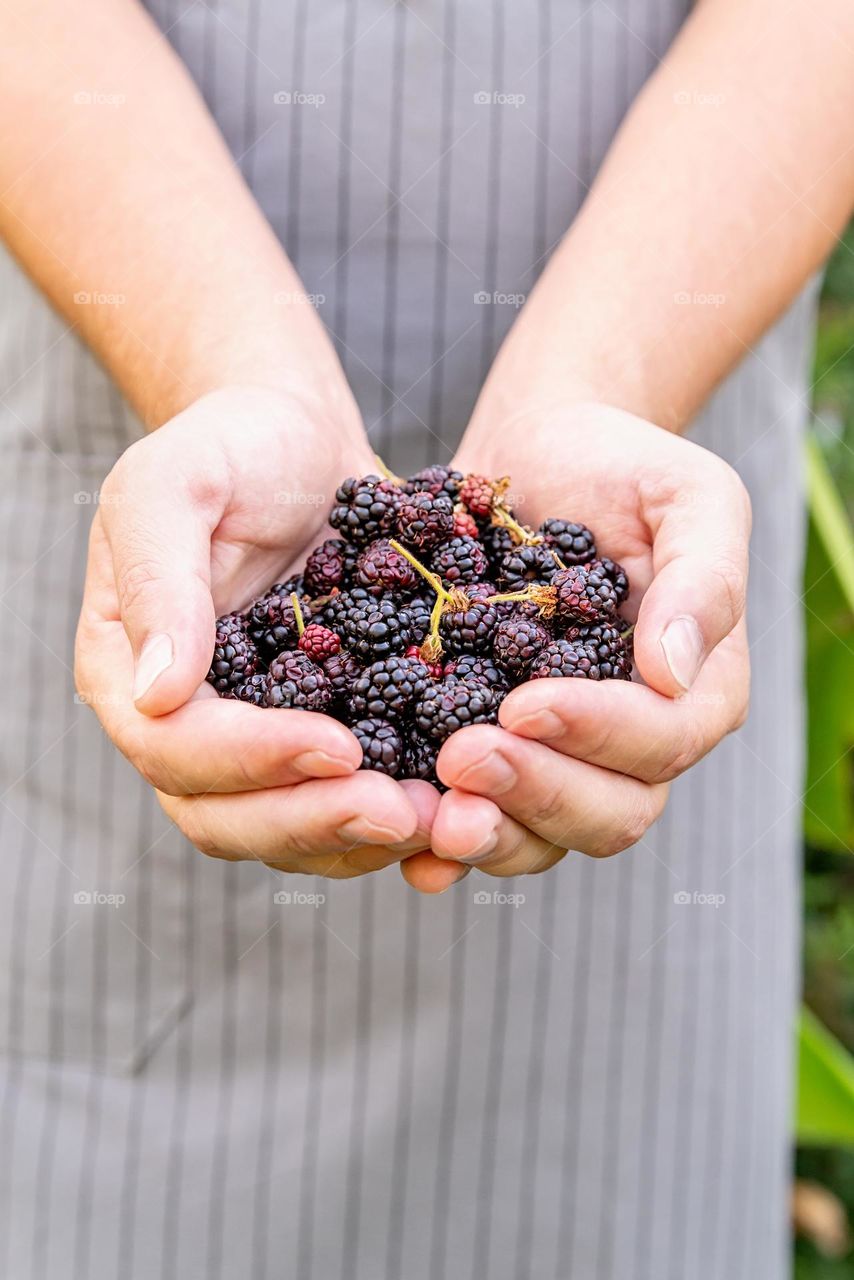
xmin=206 ymin=466 xmax=633 ymax=781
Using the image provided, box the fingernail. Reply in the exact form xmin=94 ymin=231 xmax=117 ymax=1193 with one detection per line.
xmin=660 ymin=615 xmax=704 ymax=691
xmin=458 ymin=828 xmax=500 ymax=864
xmin=336 ymin=817 xmax=407 ymax=845
xmin=455 ymin=750 xmax=517 ymax=794
xmin=293 ymin=749 xmax=355 ymax=778
xmin=504 ymin=708 xmax=563 ymax=740
xmin=133 ymin=633 xmax=173 ymax=702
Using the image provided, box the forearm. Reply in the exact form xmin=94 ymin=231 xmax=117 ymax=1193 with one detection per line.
xmin=470 ymin=0 xmax=854 ymax=434
xmin=0 ymin=0 xmax=352 ymax=429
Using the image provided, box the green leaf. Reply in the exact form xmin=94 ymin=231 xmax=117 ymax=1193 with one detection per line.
xmin=807 ymin=436 xmax=854 ymax=613
xmin=797 ymin=1006 xmax=854 ymax=1145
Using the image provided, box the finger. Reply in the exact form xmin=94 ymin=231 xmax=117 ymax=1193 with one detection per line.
xmin=437 ymin=725 xmax=668 ymax=858
xmin=635 ymin=454 xmax=751 ymax=696
xmin=499 ymin=625 xmax=749 ymax=784
xmin=400 ymin=853 xmax=471 ymax=894
xmin=97 ymin=438 xmax=224 ymax=716
xmin=158 ymin=771 xmax=420 ymax=872
xmin=431 ymin=789 xmax=562 ymax=877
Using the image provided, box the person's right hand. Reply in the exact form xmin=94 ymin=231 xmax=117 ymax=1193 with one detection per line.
xmin=74 ymin=386 xmax=442 ymax=879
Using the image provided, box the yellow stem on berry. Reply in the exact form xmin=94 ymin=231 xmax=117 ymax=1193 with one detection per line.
xmin=486 ymin=583 xmax=557 ymax=619
xmin=290 ymin=592 xmax=306 ymax=637
xmin=490 ymin=504 xmax=543 ymax=546
xmin=388 ymin=539 xmax=451 ymax=602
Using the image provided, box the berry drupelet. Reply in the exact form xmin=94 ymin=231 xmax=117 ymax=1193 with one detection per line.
xmin=246 ymin=585 xmax=311 ymax=662
xmin=207 ymin=613 xmax=258 ymax=695
xmin=395 ymin=490 xmax=455 ymax=551
xmin=349 ymin=655 xmax=430 ymax=722
xmin=355 ymin=538 xmax=418 ymax=594
xmin=492 ymin=614 xmax=552 ymax=680
xmin=351 ymin=718 xmax=404 ymax=776
xmin=431 ymin=535 xmax=489 ymax=585
xmin=232 ymin=673 xmax=268 ymax=705
xmin=329 ymin=475 xmax=401 ymax=546
xmin=539 ymin=517 xmax=597 ymax=565
xmin=265 ymin=651 xmax=332 ymax=710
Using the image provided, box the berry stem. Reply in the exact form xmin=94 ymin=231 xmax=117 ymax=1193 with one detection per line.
xmin=388 ymin=539 xmax=471 ymax=663
xmin=290 ymin=592 xmax=306 ymax=637
xmin=373 ymin=453 xmax=405 ymax=486
xmin=388 ymin=539 xmax=453 ymax=604
xmin=490 ymin=504 xmax=542 ymax=547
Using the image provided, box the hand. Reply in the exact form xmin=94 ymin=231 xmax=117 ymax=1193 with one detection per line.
xmin=74 ymin=386 xmax=441 ymax=879
xmin=417 ymin=403 xmax=751 ymax=879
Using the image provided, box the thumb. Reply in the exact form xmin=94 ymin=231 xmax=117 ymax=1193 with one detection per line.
xmin=634 ymin=472 xmax=751 ymax=697
xmin=101 ymin=456 xmax=218 ymax=717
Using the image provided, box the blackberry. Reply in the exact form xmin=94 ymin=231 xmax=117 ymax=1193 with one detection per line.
xmin=351 ymin=718 xmax=403 ymax=777
xmin=404 ymin=465 xmax=463 ymax=499
xmin=453 ymin=509 xmax=480 ymax=540
xmin=406 ymin=644 xmax=443 ymax=679
xmin=405 ymin=596 xmax=433 ymax=647
xmin=551 ymin=564 xmax=618 ymax=625
xmin=246 ymin=585 xmax=312 ymax=662
xmin=341 ymin=596 xmax=413 ymax=663
xmin=459 ymin=473 xmax=496 ymax=519
xmin=415 ymin=676 xmax=500 ymax=742
xmin=395 ymin=490 xmax=455 ymax=551
xmin=232 ymin=673 xmax=267 ymax=706
xmin=492 ymin=614 xmax=552 ymax=680
xmin=322 ymin=649 xmax=362 ymax=706
xmin=539 ymin=518 xmax=596 ymax=565
xmin=355 ymin=538 xmax=418 ymax=595
xmin=443 ymin=654 xmax=508 ymax=691
xmin=431 ymin=535 xmax=489 ymax=586
xmin=303 ymin=538 xmax=357 ymax=597
xmin=530 ymin=639 xmax=603 ymax=680
xmin=266 ymin=651 xmax=332 ymax=710
xmin=207 ymin=613 xmax=258 ymax=695
xmin=299 ymin=623 xmax=341 ymax=661
xmin=439 ymin=595 xmax=502 ymax=656
xmin=482 ymin=523 xmax=517 ymax=572
xmin=401 ymin=732 xmax=440 ymax=784
xmin=498 ymin=543 xmax=561 ymax=589
xmin=329 ymin=475 xmax=401 ymax=546
xmin=322 ymin=586 xmax=372 ymax=633
xmin=566 ymin=621 xmax=632 ymax=680
xmin=590 ymin=556 xmax=629 ymax=604
xmin=349 ymin=655 xmax=430 ymax=722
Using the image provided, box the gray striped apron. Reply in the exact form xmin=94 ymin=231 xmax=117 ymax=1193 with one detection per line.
xmin=0 ymin=3 xmax=812 ymax=1276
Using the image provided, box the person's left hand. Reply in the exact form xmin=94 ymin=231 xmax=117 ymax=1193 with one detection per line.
xmin=403 ymin=403 xmax=750 ymax=885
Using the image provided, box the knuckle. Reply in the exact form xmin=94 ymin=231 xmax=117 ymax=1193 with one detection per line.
xmin=529 ymin=777 xmax=568 ymax=830
xmin=590 ymin=792 xmax=657 ymax=859
xmin=708 ymin=556 xmax=747 ymax=631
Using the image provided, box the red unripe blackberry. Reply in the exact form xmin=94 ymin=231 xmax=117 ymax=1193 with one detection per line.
xmin=406 ymin=644 xmax=443 ymax=679
xmin=565 ymin=621 xmax=632 ymax=680
xmin=415 ymin=676 xmax=500 ymax=741
xmin=349 ymin=656 xmax=430 ymax=722
xmin=232 ymin=673 xmax=267 ymax=705
xmin=207 ymin=613 xmax=259 ymax=695
xmin=404 ymin=465 xmax=463 ymax=499
xmin=341 ymin=596 xmax=413 ymax=663
xmin=492 ymin=614 xmax=552 ymax=680
xmin=459 ymin=473 xmax=496 ymax=518
xmin=246 ymin=585 xmax=312 ymax=662
xmin=530 ymin=639 xmax=602 ymax=680
xmin=431 ymin=535 xmax=489 ymax=586
xmin=539 ymin=518 xmax=597 ymax=565
xmin=453 ymin=509 xmax=480 ymax=539
xmin=329 ymin=475 xmax=401 ymax=546
xmin=395 ymin=490 xmax=455 ymax=551
xmin=351 ymin=718 xmax=403 ymax=777
xmin=552 ymin=564 xmax=618 ymax=625
xmin=498 ymin=543 xmax=561 ymax=590
xmin=439 ymin=595 xmax=502 ymax=656
xmin=265 ymin=651 xmax=332 ymax=710
xmin=299 ymin=623 xmax=341 ymax=661
xmin=443 ymin=653 xmax=509 ymax=691
xmin=355 ymin=538 xmax=418 ymax=594
xmin=303 ymin=538 xmax=356 ymax=597
xmin=590 ymin=556 xmax=629 ymax=604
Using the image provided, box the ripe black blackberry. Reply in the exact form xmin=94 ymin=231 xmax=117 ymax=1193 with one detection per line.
xmin=498 ymin=543 xmax=561 ymax=590
xmin=539 ymin=518 xmax=596 ymax=565
xmin=482 ymin=523 xmax=517 ymax=572
xmin=322 ymin=585 xmax=372 ymax=633
xmin=322 ymin=650 xmax=362 ymax=708
xmin=349 ymin=655 xmax=430 ymax=722
xmin=443 ymin=653 xmax=508 ymax=691
xmin=341 ymin=596 xmax=413 ymax=663
xmin=207 ymin=613 xmax=258 ymax=695
xmin=355 ymin=538 xmax=418 ymax=594
xmin=530 ymin=639 xmax=603 ymax=680
xmin=265 ymin=651 xmax=332 ymax=710
xmin=232 ymin=673 xmax=267 ymax=705
xmin=298 ymin=623 xmax=341 ymax=661
xmin=395 ymin=490 xmax=455 ymax=551
xmin=405 ymin=596 xmax=433 ymax=647
xmin=401 ymin=732 xmax=440 ymax=784
xmin=492 ymin=614 xmax=552 ymax=680
xmin=415 ymin=676 xmax=500 ymax=741
xmin=329 ymin=475 xmax=401 ymax=546
xmin=351 ymin=718 xmax=403 ymax=776
xmin=551 ymin=563 xmax=618 ymax=625
xmin=438 ymin=595 xmax=502 ymax=656
xmin=566 ymin=621 xmax=632 ymax=680
xmin=303 ymin=538 xmax=357 ymax=597
xmin=404 ymin=465 xmax=463 ymax=499
xmin=590 ymin=556 xmax=629 ymax=604
xmin=246 ymin=585 xmax=312 ymax=662
xmin=431 ymin=535 xmax=489 ymax=585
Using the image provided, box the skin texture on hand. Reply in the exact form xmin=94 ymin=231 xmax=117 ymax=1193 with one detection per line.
xmin=74 ymin=387 xmax=452 ymax=882
xmin=401 ymin=404 xmax=751 ymax=890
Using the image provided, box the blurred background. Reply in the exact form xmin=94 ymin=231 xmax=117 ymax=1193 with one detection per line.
xmin=793 ymin=224 xmax=854 ymax=1276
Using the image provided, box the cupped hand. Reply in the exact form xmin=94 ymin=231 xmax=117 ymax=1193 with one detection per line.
xmin=416 ymin=403 xmax=751 ymax=881
xmin=74 ymin=386 xmax=443 ymax=879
